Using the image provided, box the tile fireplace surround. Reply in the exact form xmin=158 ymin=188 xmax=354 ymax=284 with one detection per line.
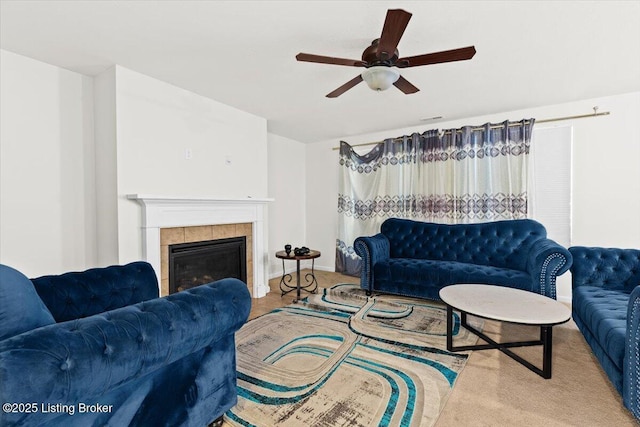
xmin=128 ymin=195 xmax=273 ymax=298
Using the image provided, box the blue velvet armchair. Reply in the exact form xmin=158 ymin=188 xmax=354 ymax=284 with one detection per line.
xmin=0 ymin=261 xmax=251 ymax=427
xmin=570 ymin=246 xmax=640 ymax=420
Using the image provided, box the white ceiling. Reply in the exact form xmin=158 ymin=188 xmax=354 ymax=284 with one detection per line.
xmin=1 ymin=1 xmax=639 ymax=143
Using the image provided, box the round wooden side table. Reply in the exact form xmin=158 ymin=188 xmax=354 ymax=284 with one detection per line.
xmin=275 ymin=250 xmax=321 ymax=302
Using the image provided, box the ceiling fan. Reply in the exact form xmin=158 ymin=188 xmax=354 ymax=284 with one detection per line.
xmin=296 ymin=9 xmax=476 ymax=98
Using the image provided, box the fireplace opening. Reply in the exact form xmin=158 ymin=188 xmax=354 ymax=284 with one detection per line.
xmin=169 ymin=237 xmax=247 ymax=294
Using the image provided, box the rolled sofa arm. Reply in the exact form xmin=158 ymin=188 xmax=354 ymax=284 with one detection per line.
xmin=354 ymin=233 xmax=390 ymax=293
xmin=0 ymin=278 xmax=251 ymax=413
xmin=624 ymin=285 xmax=640 ymax=419
xmin=526 ymin=239 xmax=572 ymax=299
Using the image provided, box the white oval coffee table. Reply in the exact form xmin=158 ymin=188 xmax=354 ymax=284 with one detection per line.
xmin=439 ymin=284 xmax=571 ymax=379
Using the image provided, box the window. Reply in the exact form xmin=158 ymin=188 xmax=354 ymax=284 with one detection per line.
xmin=530 ymin=125 xmax=572 ymax=247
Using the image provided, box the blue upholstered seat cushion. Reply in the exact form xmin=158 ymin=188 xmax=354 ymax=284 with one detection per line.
xmin=572 ymin=285 xmax=628 ymax=371
xmin=0 ymin=264 xmax=55 ymax=341
xmin=375 ymin=259 xmax=531 ymax=290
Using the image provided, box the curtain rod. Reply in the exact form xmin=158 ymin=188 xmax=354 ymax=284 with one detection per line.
xmin=331 ymin=108 xmax=610 ymax=151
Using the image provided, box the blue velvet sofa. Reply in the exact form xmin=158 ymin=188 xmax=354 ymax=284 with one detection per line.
xmin=354 ymin=218 xmax=572 ymax=300
xmin=0 ymin=261 xmax=251 ymax=427
xmin=569 ymin=246 xmax=640 ymax=420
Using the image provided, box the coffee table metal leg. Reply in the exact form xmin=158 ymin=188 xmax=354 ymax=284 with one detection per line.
xmin=542 ymin=326 xmax=552 ymax=379
xmin=446 ymin=305 xmax=453 ymax=351
xmin=447 ymin=308 xmax=555 ymax=379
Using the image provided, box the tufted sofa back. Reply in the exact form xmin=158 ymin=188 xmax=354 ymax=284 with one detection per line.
xmin=569 ymin=246 xmax=640 ymax=293
xmin=31 ymin=261 xmax=159 ymax=322
xmin=380 ymin=218 xmax=547 ymax=272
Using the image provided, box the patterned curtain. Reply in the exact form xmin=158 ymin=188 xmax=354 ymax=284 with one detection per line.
xmin=425 ymin=119 xmax=533 ymax=222
xmin=336 ymin=119 xmax=534 ymax=276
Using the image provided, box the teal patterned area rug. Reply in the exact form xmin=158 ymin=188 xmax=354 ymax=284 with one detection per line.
xmin=226 ymin=284 xmax=481 ymax=427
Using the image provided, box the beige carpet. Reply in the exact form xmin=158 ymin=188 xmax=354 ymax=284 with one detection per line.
xmin=436 ymin=318 xmax=637 ymax=426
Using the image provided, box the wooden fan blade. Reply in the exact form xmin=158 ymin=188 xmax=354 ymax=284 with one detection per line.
xmin=377 ymin=9 xmax=412 ymax=60
xmin=396 ymin=46 xmax=476 ymax=68
xmin=393 ymin=76 xmax=420 ymax=94
xmin=296 ymin=53 xmax=366 ymax=67
xmin=326 ymin=75 xmax=363 ymax=98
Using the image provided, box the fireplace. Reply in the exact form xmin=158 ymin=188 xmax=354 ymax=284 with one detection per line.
xmin=169 ymin=237 xmax=247 ymax=294
xmin=127 ymin=194 xmax=273 ymax=298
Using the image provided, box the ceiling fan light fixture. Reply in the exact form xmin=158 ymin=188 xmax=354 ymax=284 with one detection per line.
xmin=361 ymin=66 xmax=400 ymax=91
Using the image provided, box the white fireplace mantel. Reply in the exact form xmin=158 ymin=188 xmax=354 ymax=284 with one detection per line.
xmin=127 ymin=194 xmax=273 ymax=298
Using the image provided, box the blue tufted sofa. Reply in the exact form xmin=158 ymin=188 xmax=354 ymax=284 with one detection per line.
xmin=354 ymin=218 xmax=572 ymax=300
xmin=569 ymin=246 xmax=640 ymax=420
xmin=0 ymin=261 xmax=251 ymax=427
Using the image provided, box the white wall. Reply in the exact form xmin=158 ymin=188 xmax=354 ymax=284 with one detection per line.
xmin=0 ymin=54 xmax=272 ymax=277
xmin=267 ymin=133 xmax=306 ymax=277
xmin=306 ymin=91 xmax=640 ymax=299
xmin=0 ymin=50 xmax=96 ymax=277
xmin=110 ymin=66 xmax=270 ymax=263
xmin=93 ymin=67 xmax=119 ymax=266
xmin=305 ymin=138 xmax=342 ymax=272
xmin=569 ymin=94 xmax=640 ymax=247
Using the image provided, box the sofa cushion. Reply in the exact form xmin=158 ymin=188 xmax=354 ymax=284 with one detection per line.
xmin=375 ymin=259 xmax=532 ymax=291
xmin=572 ymin=286 xmax=628 ymax=371
xmin=0 ymin=264 xmax=55 ymax=341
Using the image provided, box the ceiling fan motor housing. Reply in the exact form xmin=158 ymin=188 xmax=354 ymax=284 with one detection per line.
xmin=362 ymin=39 xmax=399 ymax=66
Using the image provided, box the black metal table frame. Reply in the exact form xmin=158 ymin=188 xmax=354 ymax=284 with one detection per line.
xmin=279 ymin=257 xmax=318 ymax=302
xmin=445 ymin=305 xmax=558 ymax=379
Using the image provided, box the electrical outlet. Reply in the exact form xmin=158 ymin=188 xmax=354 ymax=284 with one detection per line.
xmin=185 ymin=148 xmax=193 ymax=160
xmin=225 ymin=155 xmax=232 ymax=165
